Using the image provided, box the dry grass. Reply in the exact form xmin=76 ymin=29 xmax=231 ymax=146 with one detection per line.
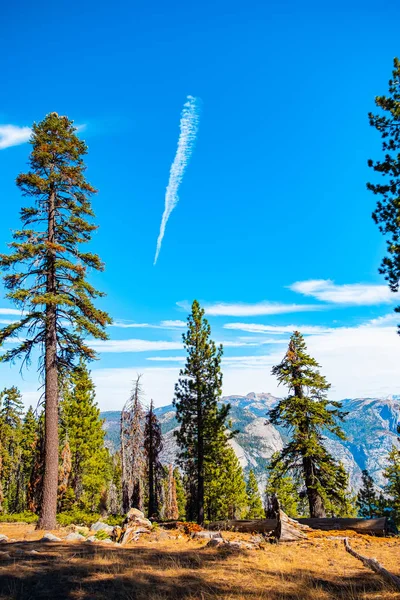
xmin=1 ymin=524 xmax=400 ymax=599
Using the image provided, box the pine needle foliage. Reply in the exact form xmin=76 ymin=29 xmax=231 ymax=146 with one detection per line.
xmin=384 ymin=425 xmax=400 ymax=525
xmin=269 ymin=331 xmax=348 ymax=518
xmin=368 ymin=58 xmax=400 ymax=328
xmin=357 ymin=469 xmax=379 ymax=518
xmin=173 ymin=300 xmax=233 ymax=524
xmin=246 ymin=469 xmax=264 ymax=519
xmin=0 ymin=113 xmax=111 ymax=528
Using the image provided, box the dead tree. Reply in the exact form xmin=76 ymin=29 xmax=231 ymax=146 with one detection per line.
xmin=120 ymin=375 xmax=146 ymax=513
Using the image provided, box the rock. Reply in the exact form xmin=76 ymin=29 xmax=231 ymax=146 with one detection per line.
xmin=85 ymin=536 xmax=97 ymax=543
xmin=65 ymin=532 xmax=86 ymax=541
xmin=118 ymin=509 xmax=152 ymax=544
xmin=90 ymin=522 xmax=114 ymax=534
xmin=100 ymin=538 xmax=113 ymax=544
xmin=0 ymin=535 xmax=9 ymax=543
xmin=206 ymin=538 xmax=225 ymax=547
xmin=125 ymin=508 xmax=145 ymax=520
xmin=41 ymin=533 xmax=61 ymax=542
xmin=193 ymin=531 xmax=222 ymax=540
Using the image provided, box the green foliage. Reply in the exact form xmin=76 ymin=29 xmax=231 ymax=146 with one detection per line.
xmin=173 ymin=467 xmax=186 ymax=519
xmin=94 ymin=529 xmax=111 ymax=540
xmin=0 ymin=387 xmax=25 ymax=512
xmin=0 ymin=112 xmax=112 ymax=371
xmin=60 ymin=362 xmax=111 ymax=512
xmin=246 ymin=470 xmax=264 ymax=519
xmin=357 ymin=469 xmax=379 ymax=518
xmin=265 ymin=466 xmax=302 ymax=518
xmin=367 ymin=58 xmax=400 ymax=327
xmin=174 ymin=300 xmax=235 ymax=524
xmin=383 ymin=427 xmax=400 ymax=525
xmin=0 ymin=511 xmax=38 ymax=524
xmin=269 ymin=332 xmax=348 ymax=518
xmin=56 ymin=510 xmax=102 ymax=527
xmin=205 ymin=445 xmax=248 ymax=521
xmin=144 ymin=399 xmax=163 ymax=518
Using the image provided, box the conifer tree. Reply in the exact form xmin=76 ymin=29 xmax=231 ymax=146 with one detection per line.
xmin=367 ymin=58 xmax=400 ymax=328
xmin=16 ymin=407 xmax=38 ymax=512
xmin=28 ymin=413 xmax=45 ymax=513
xmin=60 ymin=361 xmax=109 ymax=511
xmin=384 ymin=426 xmax=400 ymax=524
xmin=174 ymin=300 xmax=232 ymax=524
xmin=269 ymin=331 xmax=348 ymax=518
xmin=205 ymin=445 xmax=248 ymax=521
xmin=144 ymin=400 xmax=163 ymax=518
xmin=357 ymin=469 xmax=379 ymax=518
xmin=0 ymin=387 xmax=23 ymax=511
xmin=0 ymin=113 xmax=111 ymax=528
xmin=246 ymin=469 xmax=264 ymax=519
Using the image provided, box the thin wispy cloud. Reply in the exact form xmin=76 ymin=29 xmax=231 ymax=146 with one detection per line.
xmin=0 ymin=125 xmax=31 ymax=150
xmin=154 ymin=96 xmax=200 ymax=265
xmin=224 ymin=323 xmax=334 ymax=335
xmin=110 ymin=319 xmax=186 ymax=330
xmin=0 ymin=308 xmax=22 ymax=315
xmin=200 ymin=301 xmax=322 ymax=317
xmin=290 ymin=279 xmax=397 ymax=306
xmin=89 ymin=339 xmax=183 ymax=353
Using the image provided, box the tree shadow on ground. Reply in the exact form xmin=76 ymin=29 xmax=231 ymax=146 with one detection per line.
xmin=0 ymin=541 xmax=395 ymax=600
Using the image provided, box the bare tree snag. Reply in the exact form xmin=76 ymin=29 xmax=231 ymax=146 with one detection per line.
xmin=344 ymin=537 xmax=400 ymax=591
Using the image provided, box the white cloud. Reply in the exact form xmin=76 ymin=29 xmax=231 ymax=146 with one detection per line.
xmin=0 ymin=308 xmax=22 ymax=315
xmin=89 ymin=339 xmax=183 ymax=353
xmin=290 ymin=279 xmax=397 ymax=306
xmin=0 ymin=125 xmax=31 ymax=150
xmin=110 ymin=319 xmax=186 ymax=330
xmin=201 ymin=301 xmax=321 ymax=317
xmin=223 ymin=323 xmax=334 ymax=335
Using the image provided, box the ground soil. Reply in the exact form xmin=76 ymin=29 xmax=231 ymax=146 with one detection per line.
xmin=0 ymin=523 xmax=400 ymax=599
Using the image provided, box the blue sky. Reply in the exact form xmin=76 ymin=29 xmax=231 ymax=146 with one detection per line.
xmin=1 ymin=0 xmax=400 ymax=409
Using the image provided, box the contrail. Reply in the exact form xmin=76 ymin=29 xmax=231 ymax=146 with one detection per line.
xmin=154 ymin=95 xmax=200 ymax=265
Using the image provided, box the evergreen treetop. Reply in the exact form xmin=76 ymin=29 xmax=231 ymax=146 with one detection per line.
xmin=269 ymin=331 xmax=348 ymax=518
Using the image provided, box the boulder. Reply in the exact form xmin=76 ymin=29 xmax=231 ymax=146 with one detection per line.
xmin=0 ymin=535 xmax=9 ymax=544
xmin=118 ymin=508 xmax=152 ymax=544
xmin=90 ymin=522 xmax=114 ymax=534
xmin=125 ymin=508 xmax=145 ymax=520
xmin=85 ymin=536 xmax=97 ymax=543
xmin=41 ymin=533 xmax=61 ymax=542
xmin=65 ymin=532 xmax=86 ymax=541
xmin=192 ymin=531 xmax=222 ymax=540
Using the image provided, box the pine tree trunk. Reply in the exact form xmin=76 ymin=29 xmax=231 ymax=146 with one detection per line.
xmin=37 ymin=190 xmax=59 ymax=530
xmin=303 ymin=456 xmax=326 ymax=518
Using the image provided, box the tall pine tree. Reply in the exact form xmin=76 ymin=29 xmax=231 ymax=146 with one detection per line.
xmin=0 ymin=113 xmax=111 ymax=528
xmin=269 ymin=331 xmax=348 ymax=518
xmin=368 ymin=58 xmax=400 ymax=329
xmin=0 ymin=387 xmax=23 ymax=512
xmin=174 ymin=300 xmax=232 ymax=524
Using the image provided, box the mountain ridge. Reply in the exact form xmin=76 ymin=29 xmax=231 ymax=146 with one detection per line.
xmin=101 ymin=393 xmax=400 ymax=491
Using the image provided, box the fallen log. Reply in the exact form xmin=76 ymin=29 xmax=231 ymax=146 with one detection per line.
xmin=344 ymin=537 xmax=400 ymax=591
xmin=206 ymin=519 xmax=277 ymax=533
xmin=298 ymin=517 xmax=392 ymax=536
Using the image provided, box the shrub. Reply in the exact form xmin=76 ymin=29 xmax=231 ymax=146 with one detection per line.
xmin=57 ymin=511 xmax=101 ymax=527
xmin=0 ymin=512 xmax=38 ymax=524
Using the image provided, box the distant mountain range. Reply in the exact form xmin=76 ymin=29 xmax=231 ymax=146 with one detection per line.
xmin=101 ymin=393 xmax=400 ymax=491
